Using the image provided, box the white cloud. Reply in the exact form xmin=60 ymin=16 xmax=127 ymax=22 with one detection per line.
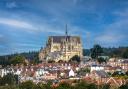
xmin=6 ymin=2 xmax=17 ymax=9
xmin=0 ymin=18 xmax=72 ymax=35
xmin=95 ymin=34 xmax=124 ymax=43
xmin=95 ymin=8 xmax=128 ymax=47
xmin=0 ymin=18 xmax=36 ymax=30
xmin=95 ymin=18 xmax=128 ymax=46
xmin=113 ymin=6 xmax=128 ymax=18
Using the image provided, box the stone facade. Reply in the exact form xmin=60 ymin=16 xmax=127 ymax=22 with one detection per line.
xmin=39 ymin=35 xmax=83 ymax=62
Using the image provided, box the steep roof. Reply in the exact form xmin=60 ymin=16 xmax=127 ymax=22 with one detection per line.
xmin=95 ymin=70 xmax=109 ymax=78
xmin=49 ymin=36 xmax=81 ymax=43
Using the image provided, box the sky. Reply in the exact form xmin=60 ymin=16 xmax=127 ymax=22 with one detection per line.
xmin=0 ymin=0 xmax=128 ymax=55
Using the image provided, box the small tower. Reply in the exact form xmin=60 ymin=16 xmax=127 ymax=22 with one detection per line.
xmin=65 ymin=24 xmax=68 ymax=61
xmin=65 ymin=24 xmax=68 ymax=36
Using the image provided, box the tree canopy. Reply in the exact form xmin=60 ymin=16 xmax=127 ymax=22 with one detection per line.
xmin=10 ymin=55 xmax=25 ymax=65
xmin=122 ymin=49 xmax=128 ymax=58
xmin=91 ymin=44 xmax=103 ymax=59
xmin=69 ymin=55 xmax=81 ymax=63
xmin=0 ymin=73 xmax=17 ymax=86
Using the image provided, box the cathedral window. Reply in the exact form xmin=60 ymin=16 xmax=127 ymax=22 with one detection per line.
xmin=68 ymin=46 xmax=71 ymax=51
xmin=72 ymin=46 xmax=74 ymax=50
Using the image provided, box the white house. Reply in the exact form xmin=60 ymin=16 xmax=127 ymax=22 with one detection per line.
xmin=0 ymin=68 xmax=14 ymax=77
xmin=91 ymin=65 xmax=104 ymax=72
xmin=69 ymin=69 xmax=75 ymax=77
xmin=35 ymin=68 xmax=48 ymax=77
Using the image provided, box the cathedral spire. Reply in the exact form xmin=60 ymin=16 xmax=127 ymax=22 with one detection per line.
xmin=65 ymin=24 xmax=68 ymax=36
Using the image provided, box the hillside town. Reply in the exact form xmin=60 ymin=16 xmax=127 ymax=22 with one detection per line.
xmin=0 ymin=29 xmax=128 ymax=89
xmin=0 ymin=57 xmax=128 ymax=88
xmin=0 ymin=0 xmax=128 ymax=89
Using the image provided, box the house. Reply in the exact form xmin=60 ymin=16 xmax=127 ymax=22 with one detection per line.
xmin=42 ymin=73 xmax=58 ymax=80
xmin=0 ymin=67 xmax=14 ymax=77
xmin=106 ymin=77 xmax=126 ymax=87
xmin=69 ymin=69 xmax=75 ymax=77
xmin=90 ymin=70 xmax=109 ymax=84
xmin=90 ymin=64 xmax=104 ymax=72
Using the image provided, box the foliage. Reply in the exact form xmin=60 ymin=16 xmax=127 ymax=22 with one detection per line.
xmin=97 ymin=57 xmax=107 ymax=64
xmin=0 ymin=85 xmax=18 ymax=89
xmin=126 ymin=71 xmax=128 ymax=76
xmin=36 ymin=83 xmax=51 ymax=89
xmin=83 ymin=49 xmax=90 ymax=56
xmin=19 ymin=81 xmax=37 ymax=89
xmin=83 ymin=47 xmax=128 ymax=58
xmin=111 ymin=71 xmax=128 ymax=80
xmin=0 ymin=51 xmax=39 ymax=67
xmin=112 ymin=71 xmax=125 ymax=77
xmin=77 ymin=68 xmax=90 ymax=76
xmin=107 ymin=72 xmax=112 ymax=76
xmin=91 ymin=44 xmax=103 ymax=59
xmin=82 ymin=68 xmax=90 ymax=73
xmin=10 ymin=55 xmax=25 ymax=65
xmin=69 ymin=55 xmax=80 ymax=63
xmin=48 ymin=59 xmax=55 ymax=63
xmin=122 ymin=48 xmax=128 ymax=58
xmin=110 ymin=47 xmax=128 ymax=58
xmin=0 ymin=73 xmax=17 ymax=86
xmin=75 ymin=80 xmax=97 ymax=89
xmin=99 ymin=84 xmax=110 ymax=89
xmin=0 ymin=79 xmax=121 ymax=89
xmin=56 ymin=82 xmax=73 ymax=89
xmin=119 ymin=82 xmax=128 ymax=89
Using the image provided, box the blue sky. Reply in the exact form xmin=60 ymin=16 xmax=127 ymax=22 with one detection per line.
xmin=0 ymin=0 xmax=128 ymax=55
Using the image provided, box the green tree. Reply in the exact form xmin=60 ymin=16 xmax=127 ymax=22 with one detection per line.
xmin=56 ymin=82 xmax=72 ymax=89
xmin=122 ymin=49 xmax=128 ymax=58
xmin=0 ymin=73 xmax=16 ymax=86
xmin=75 ymin=80 xmax=97 ymax=89
xmin=0 ymin=85 xmax=18 ymax=89
xmin=19 ymin=81 xmax=36 ymax=89
xmin=99 ymin=84 xmax=110 ymax=89
xmin=97 ymin=57 xmax=106 ymax=64
xmin=126 ymin=71 xmax=128 ymax=76
xmin=48 ymin=59 xmax=55 ymax=63
xmin=112 ymin=71 xmax=125 ymax=77
xmin=10 ymin=55 xmax=25 ymax=65
xmin=91 ymin=44 xmax=103 ymax=59
xmin=119 ymin=82 xmax=128 ymax=89
xmin=36 ymin=83 xmax=51 ymax=89
xmin=69 ymin=55 xmax=81 ymax=63
xmin=77 ymin=68 xmax=90 ymax=76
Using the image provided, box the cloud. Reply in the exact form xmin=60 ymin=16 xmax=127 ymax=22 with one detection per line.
xmin=95 ymin=18 xmax=128 ymax=47
xmin=6 ymin=1 xmax=17 ymax=9
xmin=0 ymin=18 xmax=61 ymax=34
xmin=0 ymin=18 xmax=36 ymax=30
xmin=94 ymin=5 xmax=128 ymax=47
xmin=0 ymin=17 xmax=85 ymax=35
xmin=95 ymin=34 xmax=124 ymax=43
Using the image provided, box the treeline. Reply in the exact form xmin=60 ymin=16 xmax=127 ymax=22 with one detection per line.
xmin=83 ymin=46 xmax=128 ymax=58
xmin=0 ymin=46 xmax=128 ymax=67
xmin=0 ymin=51 xmax=39 ymax=67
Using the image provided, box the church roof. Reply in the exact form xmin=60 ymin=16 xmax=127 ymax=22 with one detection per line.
xmin=95 ymin=70 xmax=109 ymax=78
xmin=49 ymin=36 xmax=81 ymax=43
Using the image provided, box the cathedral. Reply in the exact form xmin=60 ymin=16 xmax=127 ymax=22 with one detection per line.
xmin=39 ymin=27 xmax=83 ymax=62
